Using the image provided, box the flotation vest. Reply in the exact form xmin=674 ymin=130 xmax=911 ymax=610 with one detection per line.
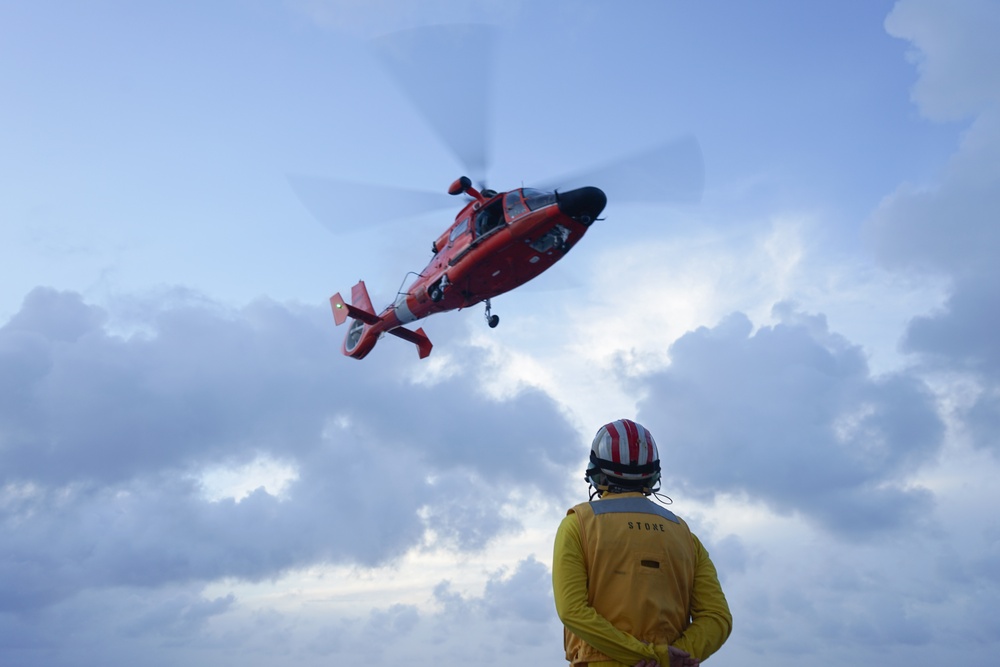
xmin=564 ymin=494 xmax=697 ymax=665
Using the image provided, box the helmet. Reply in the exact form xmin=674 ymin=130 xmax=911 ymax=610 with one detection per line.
xmin=586 ymin=419 xmax=661 ymax=493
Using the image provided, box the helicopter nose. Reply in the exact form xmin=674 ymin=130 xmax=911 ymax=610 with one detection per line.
xmin=557 ymin=186 xmax=607 ymax=225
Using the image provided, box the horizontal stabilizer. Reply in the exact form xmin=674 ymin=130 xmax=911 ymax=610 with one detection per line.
xmin=388 ymin=326 xmax=433 ymax=359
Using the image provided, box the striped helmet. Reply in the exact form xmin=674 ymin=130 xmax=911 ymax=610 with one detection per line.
xmin=586 ymin=419 xmax=661 ymax=491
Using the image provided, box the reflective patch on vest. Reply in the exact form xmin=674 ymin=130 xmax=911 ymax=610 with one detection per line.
xmin=589 ymin=497 xmax=680 ymax=523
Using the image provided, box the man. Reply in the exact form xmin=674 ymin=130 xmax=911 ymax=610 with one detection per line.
xmin=552 ymin=419 xmax=732 ymax=667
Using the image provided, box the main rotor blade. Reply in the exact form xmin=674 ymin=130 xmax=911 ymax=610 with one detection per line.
xmin=541 ymin=135 xmax=704 ymax=205
xmin=370 ymin=24 xmax=497 ymax=184
xmin=288 ymin=174 xmax=454 ymax=233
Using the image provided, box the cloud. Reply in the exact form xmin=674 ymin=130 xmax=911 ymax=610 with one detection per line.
xmin=866 ymin=112 xmax=1000 ymax=277
xmin=635 ymin=303 xmax=943 ymax=535
xmin=885 ymin=0 xmax=1000 ymax=122
xmin=430 ymin=556 xmax=557 ymax=652
xmin=288 ymin=557 xmax=559 ymax=665
xmin=871 ymin=0 xmax=1000 ymax=457
xmin=0 ymin=287 xmax=581 ymax=611
xmin=902 ymin=276 xmax=1000 ymax=454
xmin=119 ymin=590 xmax=237 ymax=639
xmin=903 ymin=275 xmax=1000 ymax=375
xmin=872 ymin=0 xmax=1000 ymax=296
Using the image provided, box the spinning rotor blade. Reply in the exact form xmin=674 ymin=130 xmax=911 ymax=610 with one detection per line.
xmin=370 ymin=24 xmax=497 ymax=185
xmin=288 ymin=174 xmax=453 ymax=232
xmin=541 ymin=135 xmax=704 ymax=206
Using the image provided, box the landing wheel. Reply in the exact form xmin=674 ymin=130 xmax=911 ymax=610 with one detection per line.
xmin=484 ymin=299 xmax=499 ymax=328
xmin=429 ymin=285 xmax=443 ymax=302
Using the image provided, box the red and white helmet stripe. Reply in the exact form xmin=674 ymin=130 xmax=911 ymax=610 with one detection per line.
xmin=590 ymin=419 xmax=658 ymax=481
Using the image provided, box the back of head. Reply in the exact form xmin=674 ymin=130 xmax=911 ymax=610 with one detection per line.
xmin=586 ymin=418 xmax=661 ymax=496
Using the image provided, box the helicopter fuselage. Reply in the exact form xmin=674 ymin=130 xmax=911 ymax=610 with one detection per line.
xmin=330 ymin=179 xmax=606 ymax=359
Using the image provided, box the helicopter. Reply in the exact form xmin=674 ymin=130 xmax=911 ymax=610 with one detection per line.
xmin=294 ymin=24 xmax=703 ymax=360
xmin=330 ymin=177 xmax=607 ymax=359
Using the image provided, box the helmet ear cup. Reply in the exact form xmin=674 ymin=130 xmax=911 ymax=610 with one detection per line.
xmin=585 ymin=464 xmax=607 ymax=489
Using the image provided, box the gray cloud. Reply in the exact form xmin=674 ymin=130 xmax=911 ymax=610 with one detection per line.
xmin=300 ymin=557 xmax=558 ymax=665
xmin=636 ymin=304 xmax=943 ymax=535
xmin=431 ymin=556 xmax=557 ymax=651
xmin=903 ymin=276 xmax=1000 ymax=375
xmin=885 ymin=0 xmax=1000 ymax=123
xmin=0 ymin=287 xmax=580 ymax=611
xmin=0 ymin=584 xmax=236 ymax=667
xmin=869 ymin=1 xmax=1000 ymax=458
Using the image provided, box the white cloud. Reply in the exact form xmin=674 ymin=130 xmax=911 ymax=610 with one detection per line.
xmin=885 ymin=0 xmax=1000 ymax=122
xmin=196 ymin=456 xmax=299 ymax=502
xmin=871 ymin=0 xmax=1000 ymax=462
xmin=636 ymin=304 xmax=942 ymax=535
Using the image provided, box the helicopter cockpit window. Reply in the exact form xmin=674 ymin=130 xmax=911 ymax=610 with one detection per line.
xmin=449 ymin=217 xmax=470 ymax=243
xmin=475 ymin=200 xmax=505 ymax=237
xmin=506 ymin=190 xmax=529 ymax=219
xmin=523 ymin=188 xmax=557 ymax=212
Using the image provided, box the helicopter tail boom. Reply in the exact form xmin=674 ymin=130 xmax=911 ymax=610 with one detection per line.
xmin=330 ymin=280 xmax=433 ymax=360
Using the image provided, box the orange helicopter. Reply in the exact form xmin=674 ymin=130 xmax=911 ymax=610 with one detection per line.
xmin=294 ymin=24 xmax=702 ymax=360
xmin=330 ymin=177 xmax=607 ymax=359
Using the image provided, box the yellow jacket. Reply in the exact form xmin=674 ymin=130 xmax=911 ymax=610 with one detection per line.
xmin=552 ymin=492 xmax=732 ymax=666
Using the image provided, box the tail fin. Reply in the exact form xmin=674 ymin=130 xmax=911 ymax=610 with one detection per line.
xmin=329 ymin=281 xmax=433 ymax=360
xmin=331 ymin=281 xmax=380 ymax=326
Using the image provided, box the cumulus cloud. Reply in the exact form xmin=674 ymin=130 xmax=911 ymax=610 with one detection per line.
xmin=429 ymin=556 xmax=557 ymax=654
xmin=874 ymin=0 xmax=1000 ymax=276
xmin=636 ymin=303 xmax=943 ymax=535
xmin=866 ymin=112 xmax=1000 ymax=277
xmin=283 ymin=557 xmax=559 ymax=666
xmin=903 ymin=275 xmax=1000 ymax=375
xmin=885 ymin=0 xmax=1000 ymax=123
xmin=871 ymin=0 xmax=1000 ymax=456
xmin=0 ymin=288 xmax=580 ymax=611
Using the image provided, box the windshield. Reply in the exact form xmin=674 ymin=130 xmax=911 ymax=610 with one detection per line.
xmin=522 ymin=188 xmax=557 ymax=211
xmin=505 ymin=190 xmax=528 ymax=218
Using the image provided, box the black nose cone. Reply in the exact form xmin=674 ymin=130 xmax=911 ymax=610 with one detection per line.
xmin=557 ymin=186 xmax=606 ymax=225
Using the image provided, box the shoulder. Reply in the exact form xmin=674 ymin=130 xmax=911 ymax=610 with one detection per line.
xmin=554 ymin=511 xmax=584 ymax=553
xmin=566 ymin=500 xmax=594 ymax=517
xmin=560 ymin=502 xmax=590 ymax=535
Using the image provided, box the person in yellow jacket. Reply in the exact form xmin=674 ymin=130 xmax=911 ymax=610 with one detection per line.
xmin=553 ymin=419 xmax=732 ymax=667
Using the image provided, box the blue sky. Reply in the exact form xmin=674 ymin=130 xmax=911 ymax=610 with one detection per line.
xmin=2 ymin=1 xmax=999 ymax=665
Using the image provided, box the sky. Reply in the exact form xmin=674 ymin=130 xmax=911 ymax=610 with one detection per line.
xmin=2 ymin=0 xmax=999 ymax=665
